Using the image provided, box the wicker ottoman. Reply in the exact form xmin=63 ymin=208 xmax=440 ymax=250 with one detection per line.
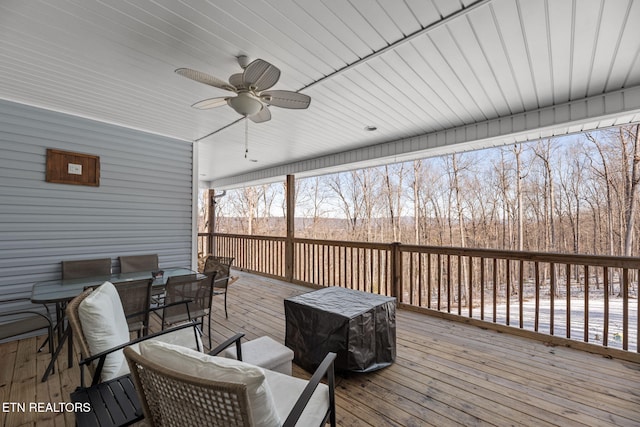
xmin=223 ymin=336 xmax=294 ymax=375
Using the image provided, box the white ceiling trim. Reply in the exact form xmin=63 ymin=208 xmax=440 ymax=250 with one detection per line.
xmin=209 ymin=84 xmax=640 ymax=189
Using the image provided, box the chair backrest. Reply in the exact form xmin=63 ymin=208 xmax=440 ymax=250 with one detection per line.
xmin=62 ymin=258 xmax=112 ymax=280
xmin=163 ymin=274 xmax=215 ymax=325
xmin=113 ymin=279 xmax=152 ymax=328
xmin=203 ymin=256 xmax=234 ymax=289
xmin=119 ymin=254 xmax=159 ymax=273
xmin=124 ymin=347 xmax=252 ymax=426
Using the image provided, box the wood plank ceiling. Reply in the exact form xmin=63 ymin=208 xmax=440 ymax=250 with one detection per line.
xmin=0 ymin=0 xmax=639 ymax=188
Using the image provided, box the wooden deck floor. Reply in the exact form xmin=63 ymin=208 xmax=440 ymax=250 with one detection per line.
xmin=2 ymin=271 xmax=640 ymax=426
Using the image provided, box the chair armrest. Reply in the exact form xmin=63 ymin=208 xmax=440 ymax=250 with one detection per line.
xmin=207 ymin=333 xmax=245 ymax=359
xmin=282 ymin=352 xmax=337 ymax=427
xmin=81 ymin=321 xmax=201 ymax=385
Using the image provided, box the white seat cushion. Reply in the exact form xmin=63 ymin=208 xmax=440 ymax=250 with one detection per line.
xmin=264 ymin=369 xmax=330 ymax=426
xmin=78 ymin=281 xmax=202 ymax=381
xmin=223 ymin=336 xmax=294 ymax=375
xmin=139 ymin=340 xmax=281 ymax=427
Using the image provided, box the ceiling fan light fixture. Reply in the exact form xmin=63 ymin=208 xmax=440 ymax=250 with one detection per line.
xmin=228 ymin=93 xmax=263 ymax=116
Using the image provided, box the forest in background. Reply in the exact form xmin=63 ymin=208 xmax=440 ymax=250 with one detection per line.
xmin=209 ymin=124 xmax=639 ymax=258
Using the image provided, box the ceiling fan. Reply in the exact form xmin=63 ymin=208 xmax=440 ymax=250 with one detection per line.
xmin=175 ymin=55 xmax=311 ymax=123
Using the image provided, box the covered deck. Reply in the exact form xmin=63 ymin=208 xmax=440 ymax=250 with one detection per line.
xmin=2 ymin=271 xmax=639 ymax=427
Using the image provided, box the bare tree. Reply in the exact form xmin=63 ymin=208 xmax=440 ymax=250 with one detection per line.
xmin=381 ymin=164 xmax=406 ymax=242
xmin=412 ymin=160 xmax=422 ymax=244
xmin=533 ymin=140 xmax=558 ymax=252
xmin=622 ymin=124 xmax=640 ymax=256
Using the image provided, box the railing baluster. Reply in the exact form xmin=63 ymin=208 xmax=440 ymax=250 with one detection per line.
xmin=480 ymin=257 xmax=485 ymax=320
xmin=623 ymin=268 xmax=629 ymax=351
xmin=410 ymin=252 xmax=415 ymax=306
xmin=603 ymin=267 xmax=609 ymax=347
xmin=534 ymin=262 xmax=540 ymax=332
xmin=447 ymin=254 xmax=451 ymax=313
xmin=457 ymin=255 xmax=462 ymax=316
xmin=550 ymin=262 xmax=555 ymax=336
xmin=342 ymin=246 xmax=347 ymax=290
xmin=371 ymin=248 xmax=375 ymax=294
xmin=584 ymin=265 xmax=589 ymax=343
xmin=492 ymin=258 xmax=497 ymax=323
xmin=418 ymin=253 xmax=423 ymax=307
xmin=438 ymin=254 xmax=442 ymax=311
xmin=376 ymin=249 xmax=380 ymax=295
xmin=636 ymin=269 xmax=640 ymax=353
xmin=566 ymin=263 xmax=571 ymax=339
xmin=519 ymin=260 xmax=524 ymax=329
xmin=427 ymin=253 xmax=432 ymax=309
xmin=468 ymin=256 xmax=473 ymax=318
xmin=506 ymin=260 xmax=510 ymax=326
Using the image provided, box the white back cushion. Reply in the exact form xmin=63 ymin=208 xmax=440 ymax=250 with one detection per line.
xmin=139 ymin=340 xmax=281 ymax=426
xmin=77 ymin=281 xmax=130 ymax=381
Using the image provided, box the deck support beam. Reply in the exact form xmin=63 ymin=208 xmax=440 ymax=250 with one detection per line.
xmin=207 ymin=188 xmax=216 ymax=256
xmin=285 ymin=174 xmax=295 ymax=282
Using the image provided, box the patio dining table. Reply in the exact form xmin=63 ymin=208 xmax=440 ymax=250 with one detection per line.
xmin=31 ymin=267 xmax=200 ymax=382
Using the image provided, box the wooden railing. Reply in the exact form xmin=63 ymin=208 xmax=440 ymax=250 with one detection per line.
xmin=202 ymin=233 xmax=286 ymax=279
xmin=199 ymin=232 xmax=639 ymax=356
xmin=293 ymin=238 xmax=394 ymax=296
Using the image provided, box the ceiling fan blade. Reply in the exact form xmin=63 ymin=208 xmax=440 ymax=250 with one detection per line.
xmin=243 ymin=59 xmax=281 ymax=91
xmin=191 ymin=97 xmax=229 ymax=109
xmin=175 ymin=68 xmax=236 ymax=92
xmin=260 ymin=90 xmax=311 ymax=109
xmin=249 ymin=106 xmax=271 ymax=123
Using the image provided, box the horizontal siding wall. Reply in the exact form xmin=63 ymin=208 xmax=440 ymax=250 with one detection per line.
xmin=0 ymin=99 xmax=194 ymax=300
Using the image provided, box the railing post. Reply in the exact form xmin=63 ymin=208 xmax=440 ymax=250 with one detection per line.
xmin=285 ymin=175 xmax=295 ymax=282
xmin=207 ymin=189 xmax=215 ymax=256
xmin=391 ymin=242 xmax=402 ymax=300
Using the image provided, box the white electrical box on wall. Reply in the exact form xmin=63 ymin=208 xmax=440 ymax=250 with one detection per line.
xmin=68 ymin=163 xmax=82 ymax=175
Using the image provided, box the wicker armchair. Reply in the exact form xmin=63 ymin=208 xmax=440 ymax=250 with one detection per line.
xmin=162 ymin=273 xmax=216 ymax=349
xmin=202 ymin=256 xmax=237 ymax=318
xmin=124 ymin=334 xmax=336 ymax=427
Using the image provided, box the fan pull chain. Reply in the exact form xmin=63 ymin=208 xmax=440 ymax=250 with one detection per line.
xmin=244 ymin=118 xmax=249 ymax=159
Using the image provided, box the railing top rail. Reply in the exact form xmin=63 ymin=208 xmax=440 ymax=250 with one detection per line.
xmin=399 ymin=244 xmax=640 ymax=268
xmin=292 ymin=237 xmax=393 ymax=250
xmin=209 ymin=232 xmax=286 ymax=242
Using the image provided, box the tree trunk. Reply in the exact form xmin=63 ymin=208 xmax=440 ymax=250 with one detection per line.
xmin=413 ymin=161 xmax=421 ymax=244
xmin=624 ymin=124 xmax=640 ymax=256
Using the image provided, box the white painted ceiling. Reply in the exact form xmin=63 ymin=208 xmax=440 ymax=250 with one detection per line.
xmin=1 ymin=0 xmax=639 ymax=189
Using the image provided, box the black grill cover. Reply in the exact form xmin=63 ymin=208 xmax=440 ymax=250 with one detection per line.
xmin=284 ymin=287 xmax=396 ymax=373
